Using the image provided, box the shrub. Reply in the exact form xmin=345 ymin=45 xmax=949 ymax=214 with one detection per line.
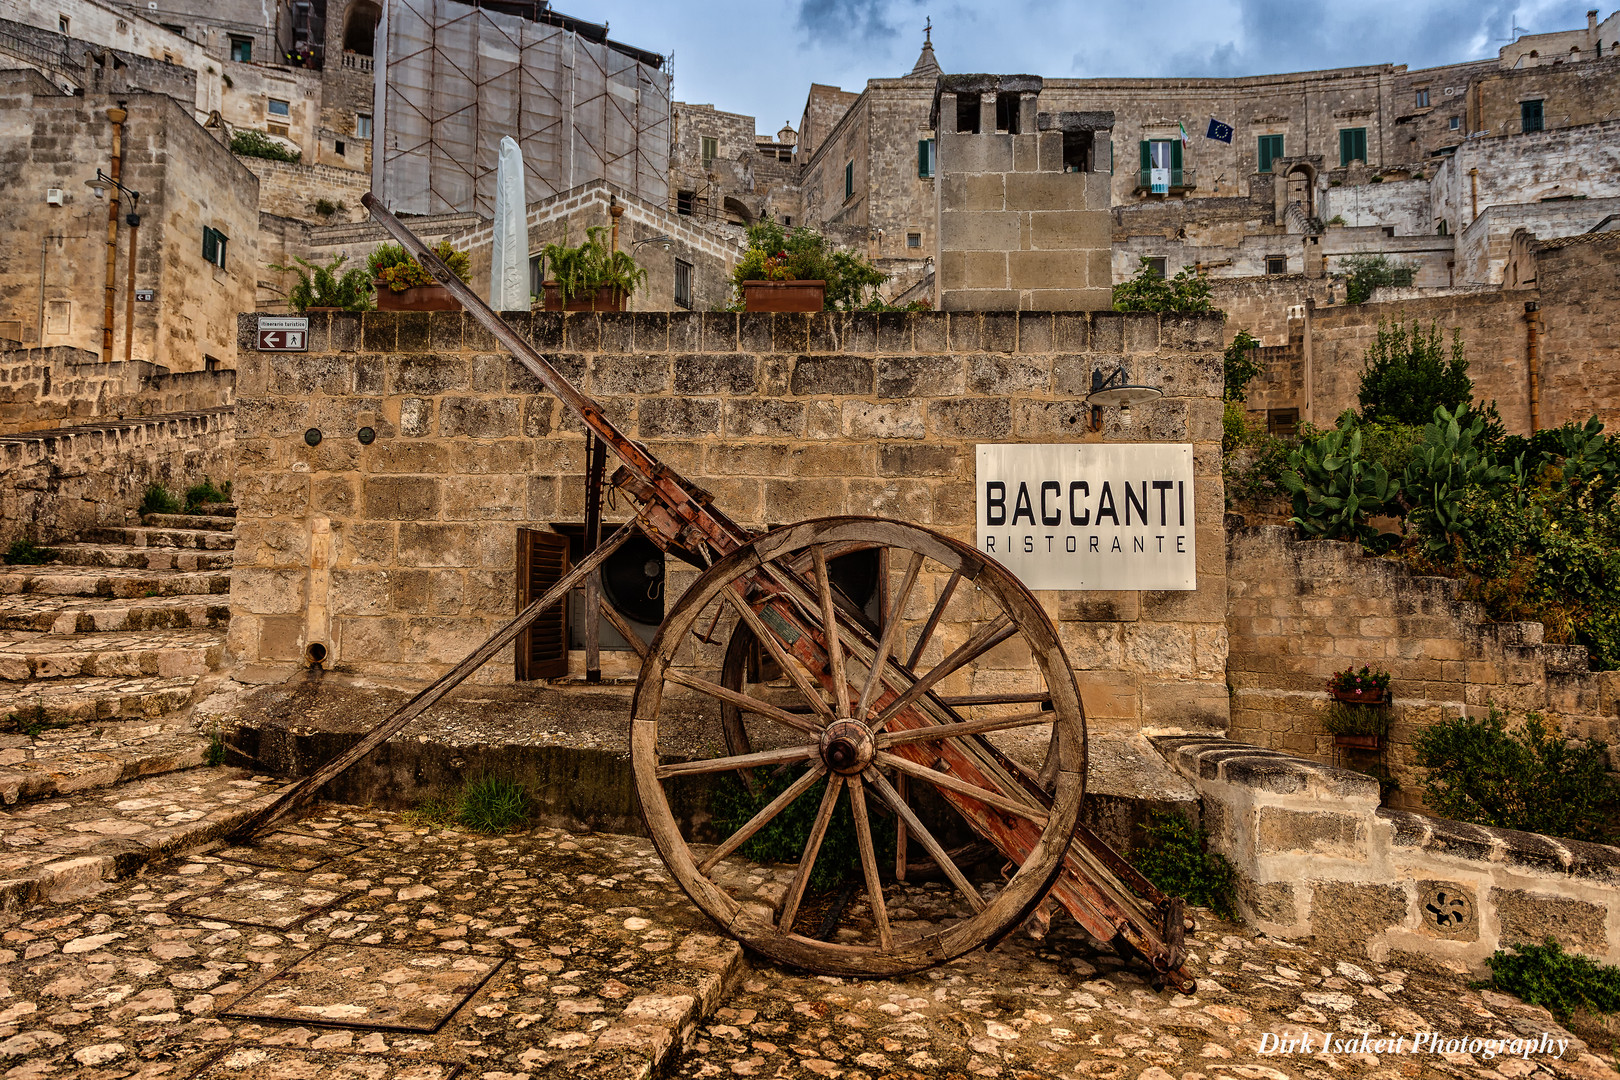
xmin=1112 ymin=258 xmax=1216 ymax=313
xmin=1357 ymin=319 xmax=1476 ymax=425
xmin=539 ymin=225 xmax=648 ymax=304
xmin=1326 ymin=664 xmax=1390 ymax=698
xmin=711 ymin=765 xmax=890 ymax=892
xmin=1485 ymin=939 xmax=1620 ymax=1020
xmin=139 ymin=482 xmax=182 ymax=517
xmin=1130 ymin=810 xmax=1236 ymax=920
xmin=367 ymin=241 xmax=472 ymax=293
xmin=1340 ymin=254 xmax=1415 ymax=304
xmin=184 ymin=478 xmax=231 ymax=510
xmin=1223 ymin=330 xmax=1263 ymax=403
xmin=313 ymin=198 xmax=342 ymax=217
xmin=1414 ymin=708 xmax=1620 ymax=843
xmin=1402 ymin=404 xmax=1512 ymax=557
xmin=1279 ymin=425 xmax=1400 ymax=545
xmin=3 ymin=539 xmax=55 ymax=566
xmin=5 ymin=698 xmax=51 ymax=738
xmin=729 ymin=221 xmax=887 ymax=311
xmin=1222 ymin=404 xmax=1296 ymax=512
xmin=269 ymin=253 xmax=373 ymax=313
xmin=230 ymin=129 xmax=301 ymax=163
xmin=1357 ymin=420 xmax=1425 ymax=481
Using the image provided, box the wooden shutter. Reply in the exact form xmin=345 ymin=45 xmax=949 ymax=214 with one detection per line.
xmin=515 ymin=528 xmax=570 ymax=680
xmin=1170 ymin=140 xmax=1183 ymax=186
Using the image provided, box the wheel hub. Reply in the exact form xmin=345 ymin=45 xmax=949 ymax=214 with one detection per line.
xmin=820 ymin=718 xmax=874 ymax=776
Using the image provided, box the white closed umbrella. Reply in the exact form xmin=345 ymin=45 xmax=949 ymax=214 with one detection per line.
xmin=490 ymin=136 xmax=528 ymax=311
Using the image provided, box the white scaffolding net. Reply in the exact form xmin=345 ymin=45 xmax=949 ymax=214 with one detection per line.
xmin=378 ymin=0 xmax=671 ymax=216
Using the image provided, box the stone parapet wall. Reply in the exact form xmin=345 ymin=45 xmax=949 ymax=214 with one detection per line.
xmin=0 ymin=407 xmax=234 ymax=547
xmin=0 ymin=348 xmax=236 ymax=435
xmin=1156 ymin=736 xmax=1620 ymax=968
xmin=1226 ymin=524 xmax=1620 ymax=810
xmin=229 ymin=308 xmax=1228 ymax=735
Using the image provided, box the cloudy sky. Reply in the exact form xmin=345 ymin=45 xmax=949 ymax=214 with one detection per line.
xmin=585 ymin=0 xmax=1598 ymax=134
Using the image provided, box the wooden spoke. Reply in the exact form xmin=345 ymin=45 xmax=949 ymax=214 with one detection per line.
xmin=893 ymin=773 xmax=909 ymax=882
xmin=870 ymin=614 xmax=1017 ymax=734
xmin=812 ymin=546 xmax=850 ymax=719
xmin=665 ymin=667 xmax=822 ymax=737
xmin=598 ymin=597 xmax=649 ymax=659
xmin=778 ymin=774 xmax=843 ymax=933
xmin=855 ymin=551 xmax=925 ymax=720
xmin=938 ymin=692 xmax=1051 ymax=707
xmin=656 ymin=744 xmax=817 ymax=780
xmin=699 ymin=764 xmax=827 ymax=875
xmin=875 ymin=752 xmax=1049 ymax=827
xmin=905 ymin=567 xmax=962 ymax=671
xmin=848 ymin=780 xmax=892 ymax=949
xmin=877 ymin=709 xmax=1054 ymax=748
xmin=864 ymin=768 xmax=985 ymax=914
xmin=723 ymin=590 xmax=836 ymax=726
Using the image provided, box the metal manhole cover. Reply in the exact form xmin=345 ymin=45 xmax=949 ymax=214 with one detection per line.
xmin=216 ymin=830 xmax=366 ymax=871
xmin=222 ymin=944 xmax=504 ymax=1033
xmin=188 ymin=1045 xmax=463 ymax=1078
xmin=175 ymin=880 xmax=349 ymax=930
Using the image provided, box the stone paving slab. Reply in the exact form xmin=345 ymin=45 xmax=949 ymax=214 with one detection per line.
xmin=141 ymin=513 xmax=236 ymax=533
xmin=0 ymin=629 xmax=225 ymax=682
xmin=84 ymin=526 xmax=237 ymax=551
xmin=0 ymin=672 xmax=203 ymax=723
xmin=0 ymin=718 xmax=208 ymax=805
xmin=215 ymin=830 xmax=367 ymax=872
xmin=0 ymin=567 xmax=231 ymax=600
xmin=38 ymin=544 xmax=234 ymax=573
xmin=0 ymin=806 xmax=744 ymax=1079
xmin=0 ymin=594 xmax=230 ymax=634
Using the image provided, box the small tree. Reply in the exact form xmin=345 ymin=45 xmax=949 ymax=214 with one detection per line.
xmin=268 ymin=253 xmax=373 ymax=312
xmin=230 ymin=129 xmax=301 ymax=163
xmin=1112 ymin=258 xmax=1216 ymax=313
xmin=1357 ymin=319 xmax=1474 ymax=426
xmin=1224 ymin=329 xmax=1262 ymax=403
xmin=1339 ymin=254 xmax=1416 ymax=304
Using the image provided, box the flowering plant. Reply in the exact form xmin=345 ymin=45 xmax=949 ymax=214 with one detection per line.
xmin=1326 ymin=665 xmax=1390 ymax=699
xmin=367 ymin=241 xmax=472 ymax=293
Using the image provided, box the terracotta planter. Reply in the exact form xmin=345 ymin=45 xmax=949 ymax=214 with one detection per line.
xmin=1329 ymin=687 xmax=1388 ymax=705
xmin=541 ymin=283 xmax=626 ymax=312
xmin=1333 ymin=733 xmax=1382 ymax=750
xmin=742 ymin=279 xmax=826 ymax=313
xmin=375 ymin=282 xmax=461 ymax=312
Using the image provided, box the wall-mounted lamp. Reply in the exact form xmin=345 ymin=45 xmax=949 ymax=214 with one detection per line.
xmin=631 ymin=234 xmax=673 ymax=253
xmin=85 ymin=169 xmax=141 ymax=225
xmin=1086 ymin=364 xmax=1162 ymax=431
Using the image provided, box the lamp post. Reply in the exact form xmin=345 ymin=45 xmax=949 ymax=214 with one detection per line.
xmin=86 ymin=167 xmax=143 ymax=365
xmin=91 ymin=105 xmax=126 ymax=363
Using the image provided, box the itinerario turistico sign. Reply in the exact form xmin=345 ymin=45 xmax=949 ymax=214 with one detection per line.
xmin=975 ymin=443 xmax=1196 ymax=591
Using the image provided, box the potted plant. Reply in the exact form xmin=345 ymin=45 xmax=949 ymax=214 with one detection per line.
xmin=538 ymin=225 xmax=646 ymax=312
xmin=1323 ymin=701 xmax=1392 ymax=750
xmin=268 ymin=253 xmax=373 ymax=313
xmin=1326 ymin=665 xmax=1390 ymax=705
xmin=730 ymin=221 xmax=885 ymax=313
xmin=367 ymin=241 xmax=472 ymax=312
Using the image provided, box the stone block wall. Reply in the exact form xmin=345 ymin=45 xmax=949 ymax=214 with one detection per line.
xmin=1226 ymin=524 xmax=1620 ymax=810
xmin=242 ymin=158 xmax=372 ymax=225
xmin=1157 ymin=736 xmax=1620 ymax=968
xmin=229 ymin=308 xmax=1229 ymax=737
xmin=0 ymin=347 xmax=236 ymax=435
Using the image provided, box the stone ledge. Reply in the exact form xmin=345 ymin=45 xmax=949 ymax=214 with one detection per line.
xmin=1151 ymin=734 xmax=1381 ymax=801
xmin=1382 ymin=807 xmax=1620 ymax=879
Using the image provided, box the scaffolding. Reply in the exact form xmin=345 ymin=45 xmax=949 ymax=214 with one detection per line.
xmin=375 ymin=0 xmax=671 ymax=217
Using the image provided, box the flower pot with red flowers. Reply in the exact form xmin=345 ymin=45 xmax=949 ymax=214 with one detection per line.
xmin=537 ymin=226 xmax=645 ymax=312
xmin=730 ymin=221 xmax=885 ymax=313
xmin=368 ymin=240 xmax=471 ymax=312
xmin=1326 ymin=665 xmax=1390 ymax=705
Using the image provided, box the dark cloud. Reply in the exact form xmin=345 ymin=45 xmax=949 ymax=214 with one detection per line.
xmin=795 ymin=0 xmax=901 ymax=44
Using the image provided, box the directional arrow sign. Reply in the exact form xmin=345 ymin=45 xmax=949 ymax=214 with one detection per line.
xmin=258 ymin=316 xmax=310 ymax=352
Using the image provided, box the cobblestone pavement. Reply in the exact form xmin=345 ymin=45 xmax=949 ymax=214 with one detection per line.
xmin=0 ymin=805 xmax=1614 ymax=1080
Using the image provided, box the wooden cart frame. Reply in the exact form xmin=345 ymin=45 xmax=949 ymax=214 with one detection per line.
xmin=235 ymin=194 xmax=1195 ymax=991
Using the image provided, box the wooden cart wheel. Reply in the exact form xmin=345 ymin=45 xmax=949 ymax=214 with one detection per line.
xmin=631 ymin=516 xmax=1086 ymax=977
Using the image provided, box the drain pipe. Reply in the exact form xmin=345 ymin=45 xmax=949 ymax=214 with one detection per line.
xmin=99 ymin=103 xmax=127 ymax=363
xmin=1469 ymin=167 xmax=1479 ymax=226
xmin=1525 ymin=301 xmax=1542 ymax=432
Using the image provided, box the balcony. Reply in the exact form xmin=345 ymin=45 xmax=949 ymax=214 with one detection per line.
xmin=1135 ymin=167 xmax=1197 ymax=195
xmin=341 ymin=52 xmax=373 ymax=72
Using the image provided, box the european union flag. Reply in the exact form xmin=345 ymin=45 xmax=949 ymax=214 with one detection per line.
xmin=1206 ymin=118 xmax=1234 ymax=143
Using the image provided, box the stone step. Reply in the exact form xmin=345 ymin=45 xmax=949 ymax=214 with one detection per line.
xmin=0 ymin=629 xmax=226 ymax=682
xmin=186 ymin=502 xmax=237 ymax=518
xmin=0 ymin=594 xmax=230 ymax=634
xmin=83 ymin=526 xmax=236 ymax=551
xmin=44 ymin=542 xmax=234 ymax=572
xmin=0 ymin=718 xmax=209 ymax=805
xmin=0 ymin=566 xmax=230 ymax=599
xmin=0 ymin=765 xmax=284 ymax=910
xmin=0 ymin=673 xmax=204 ymax=726
xmin=140 ymin=512 xmax=235 ymax=533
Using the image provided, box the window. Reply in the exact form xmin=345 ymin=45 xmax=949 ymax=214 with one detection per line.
xmin=202 ymin=227 xmax=228 ymax=269
xmin=1415 ymin=88 xmax=1430 ymax=107
xmin=529 ymin=254 xmax=543 ymax=297
xmin=1138 ymin=139 xmax=1182 ymax=191
xmin=1449 ymin=116 xmax=1460 ymax=130
xmin=160 ymin=23 xmax=185 ymax=36
xmin=335 ymin=140 xmax=345 ymax=155
xmin=955 ymin=93 xmax=980 ymax=134
xmin=356 ymin=113 xmax=372 ymax=139
xmin=917 ymin=138 xmax=935 ymax=178
xmin=782 ymin=215 xmax=792 ymax=227
xmin=1267 ymin=409 xmax=1299 ymax=436
xmin=676 ymin=190 xmax=694 ymax=216
xmin=229 ymin=36 xmax=251 ymax=62
xmin=57 ymin=14 xmax=69 ymax=34
xmin=1062 ymin=130 xmax=1092 ymax=172
xmin=1145 ymin=257 xmax=1167 ymax=279
xmin=1257 ymin=133 xmax=1284 ymax=173
xmin=268 ymin=98 xmax=290 ymax=117
xmin=1521 ymin=99 xmax=1544 ymax=133
xmin=1266 ymin=255 xmax=1287 ymax=275
xmin=844 ymin=160 xmax=854 ymax=201
xmin=700 ymin=135 xmax=717 ymax=166
xmin=674 ymin=259 xmax=693 ymax=309
xmin=1339 ymin=126 xmax=1367 ymax=166
xmin=995 ymin=91 xmax=1020 ymax=134
xmin=906 ymin=231 xmax=921 ymax=249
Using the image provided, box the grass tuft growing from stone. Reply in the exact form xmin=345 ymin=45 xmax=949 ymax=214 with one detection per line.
xmin=2 ymin=539 xmax=55 ymax=565
xmin=1131 ymin=810 xmax=1238 ymax=920
xmin=403 ymin=774 xmax=530 ymax=834
xmin=139 ymin=483 xmax=183 ymax=517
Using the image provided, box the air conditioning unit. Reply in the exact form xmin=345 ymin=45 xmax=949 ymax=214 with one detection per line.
xmin=45 ymin=188 xmax=65 ymax=206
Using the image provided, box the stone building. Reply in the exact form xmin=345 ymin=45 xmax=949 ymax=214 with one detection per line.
xmin=0 ymin=71 xmax=259 ymax=368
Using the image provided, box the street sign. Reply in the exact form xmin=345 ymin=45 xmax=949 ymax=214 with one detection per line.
xmin=257 ymin=316 xmax=309 ymax=352
xmin=134 ymin=289 xmax=154 ymax=302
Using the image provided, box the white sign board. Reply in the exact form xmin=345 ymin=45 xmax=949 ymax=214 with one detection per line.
xmin=976 ymin=444 xmax=1196 ymax=591
xmin=1150 ymin=167 xmax=1170 ymax=194
xmin=257 ymin=316 xmax=309 ymax=352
